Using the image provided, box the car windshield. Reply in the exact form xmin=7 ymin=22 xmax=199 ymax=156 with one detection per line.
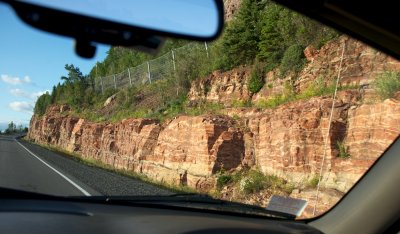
xmin=0 ymin=0 xmax=399 ymax=219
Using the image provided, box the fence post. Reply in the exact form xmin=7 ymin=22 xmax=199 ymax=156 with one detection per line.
xmin=171 ymin=50 xmax=176 ymax=71
xmin=128 ymin=68 xmax=132 ymax=87
xmin=96 ymin=63 xmax=104 ymax=94
xmin=204 ymin=42 xmax=209 ymax=58
xmin=100 ymin=77 xmax=104 ymax=94
xmin=113 ymin=75 xmax=117 ymax=89
xmin=171 ymin=50 xmax=179 ymax=96
xmin=147 ymin=61 xmax=151 ymax=83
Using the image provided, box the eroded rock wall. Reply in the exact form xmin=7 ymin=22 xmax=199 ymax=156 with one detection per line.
xmin=28 ymin=36 xmax=400 ymax=194
xmin=28 ymin=91 xmax=400 ymax=193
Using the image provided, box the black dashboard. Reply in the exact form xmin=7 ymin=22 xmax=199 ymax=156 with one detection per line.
xmin=0 ymin=199 xmax=321 ymax=234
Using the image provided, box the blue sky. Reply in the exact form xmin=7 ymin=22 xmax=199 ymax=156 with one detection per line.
xmin=0 ymin=1 xmax=219 ymax=131
xmin=0 ymin=3 xmax=110 ymax=130
xmin=28 ymin=0 xmax=218 ymax=37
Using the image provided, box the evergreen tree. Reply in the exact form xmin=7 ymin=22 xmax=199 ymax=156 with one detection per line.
xmin=258 ymin=3 xmax=286 ymax=70
xmin=217 ymin=0 xmax=267 ymax=70
xmin=6 ymin=121 xmax=16 ymax=133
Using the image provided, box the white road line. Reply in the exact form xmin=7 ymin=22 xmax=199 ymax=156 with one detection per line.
xmin=15 ymin=140 xmax=91 ymax=196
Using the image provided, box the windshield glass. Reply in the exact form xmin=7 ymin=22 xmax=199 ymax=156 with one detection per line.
xmin=1 ymin=0 xmax=399 ymax=219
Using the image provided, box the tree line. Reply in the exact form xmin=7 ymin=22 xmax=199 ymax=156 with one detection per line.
xmin=1 ymin=121 xmax=28 ymax=134
xmin=34 ymin=0 xmax=338 ymax=117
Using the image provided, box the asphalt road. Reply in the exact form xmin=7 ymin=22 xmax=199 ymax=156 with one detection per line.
xmin=0 ymin=135 xmax=173 ymax=197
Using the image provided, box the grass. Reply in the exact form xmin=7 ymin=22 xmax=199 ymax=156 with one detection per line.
xmin=57 ymin=72 xmax=362 ymax=126
xmin=254 ymin=82 xmax=358 ymax=109
xmin=254 ymin=95 xmax=289 ymax=109
xmin=21 ymin=137 xmax=197 ymax=194
xmin=68 ymin=92 xmax=225 ymax=124
xmin=148 ymin=99 xmax=224 ymax=122
xmin=231 ymin=99 xmax=251 ymax=108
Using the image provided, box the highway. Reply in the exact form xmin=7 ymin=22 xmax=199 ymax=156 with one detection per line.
xmin=0 ymin=135 xmax=172 ymax=197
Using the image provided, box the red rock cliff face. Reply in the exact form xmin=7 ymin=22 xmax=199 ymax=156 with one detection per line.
xmin=28 ymin=111 xmax=245 ymax=190
xmin=239 ymin=91 xmax=400 ymax=192
xmin=28 ymin=94 xmax=400 ymax=194
xmin=28 ymin=36 xmax=400 ymax=196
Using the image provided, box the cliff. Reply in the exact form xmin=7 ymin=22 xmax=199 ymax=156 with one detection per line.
xmin=28 ymin=36 xmax=400 ymax=216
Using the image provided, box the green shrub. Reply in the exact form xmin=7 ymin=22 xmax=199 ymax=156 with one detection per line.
xmin=217 ymin=174 xmax=233 ymax=190
xmin=232 ymin=114 xmax=240 ymax=121
xmin=238 ymin=170 xmax=292 ymax=195
xmin=254 ymin=80 xmax=335 ymax=110
xmin=231 ymin=171 xmax=244 ymax=183
xmin=231 ymin=99 xmax=251 ymax=108
xmin=248 ymin=61 xmax=265 ymax=94
xmin=280 ymin=44 xmax=306 ymax=75
xmin=337 ymin=140 xmax=350 ymax=159
xmin=296 ymin=82 xmax=336 ymax=100
xmin=254 ymin=95 xmax=288 ymax=109
xmin=374 ymin=71 xmax=400 ymax=100
xmin=308 ymin=175 xmax=320 ymax=188
xmin=183 ymin=102 xmax=224 ymax=117
xmin=239 ymin=170 xmax=269 ymax=194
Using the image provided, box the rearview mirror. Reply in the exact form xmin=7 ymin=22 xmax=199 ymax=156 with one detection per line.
xmin=1 ymin=0 xmax=224 ymax=58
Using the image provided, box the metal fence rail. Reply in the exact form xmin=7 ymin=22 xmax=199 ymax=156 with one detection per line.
xmin=94 ymin=42 xmax=210 ymax=93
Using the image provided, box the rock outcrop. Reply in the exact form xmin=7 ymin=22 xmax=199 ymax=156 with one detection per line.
xmin=188 ymin=36 xmax=400 ymax=103
xmin=223 ymin=0 xmax=242 ymax=21
xmin=28 ymin=111 xmax=245 ymax=190
xmin=28 ymin=90 xmax=400 ymax=193
xmin=188 ymin=67 xmax=251 ymax=105
xmin=28 ymin=35 xmax=400 ymax=217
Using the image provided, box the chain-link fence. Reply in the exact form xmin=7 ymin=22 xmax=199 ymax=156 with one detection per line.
xmin=93 ymin=42 xmax=211 ymax=93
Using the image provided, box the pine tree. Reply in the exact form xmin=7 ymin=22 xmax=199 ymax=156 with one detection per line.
xmin=258 ymin=3 xmax=286 ymax=70
xmin=217 ymin=0 xmax=267 ymax=69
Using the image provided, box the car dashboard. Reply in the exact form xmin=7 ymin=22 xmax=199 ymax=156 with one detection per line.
xmin=0 ymin=199 xmax=321 ymax=234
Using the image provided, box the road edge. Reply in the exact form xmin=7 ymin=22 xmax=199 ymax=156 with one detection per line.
xmin=15 ymin=140 xmax=92 ymax=196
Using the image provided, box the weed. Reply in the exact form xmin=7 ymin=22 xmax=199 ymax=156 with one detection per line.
xmin=337 ymin=140 xmax=350 ymax=159
xmin=254 ymin=95 xmax=288 ymax=109
xmin=373 ymin=71 xmax=400 ymax=100
xmin=254 ymin=79 xmax=359 ymax=110
xmin=308 ymin=175 xmax=320 ymax=188
xmin=216 ymin=174 xmax=233 ymax=190
xmin=239 ymin=170 xmax=269 ymax=194
xmin=232 ymin=114 xmax=240 ymax=121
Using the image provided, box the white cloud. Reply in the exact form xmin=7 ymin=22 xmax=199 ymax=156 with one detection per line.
xmin=10 ymin=89 xmax=49 ymax=99
xmin=8 ymin=101 xmax=33 ymax=114
xmin=10 ymin=88 xmax=30 ymax=98
xmin=31 ymin=90 xmax=49 ymax=99
xmin=1 ymin=74 xmax=31 ymax=85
